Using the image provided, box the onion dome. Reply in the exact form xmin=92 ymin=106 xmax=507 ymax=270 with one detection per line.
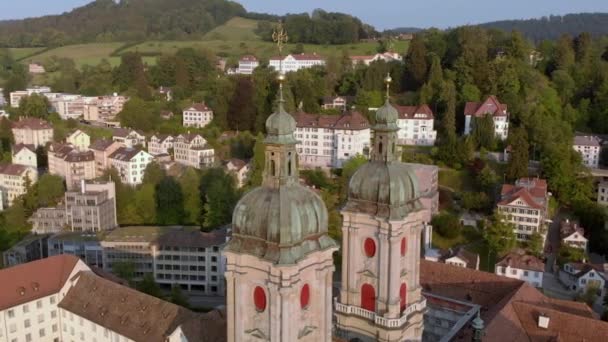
xmin=374 ymin=99 xmax=400 ymax=131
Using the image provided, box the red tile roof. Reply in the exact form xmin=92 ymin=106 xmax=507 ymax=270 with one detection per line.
xmin=292 ymin=110 xmax=370 ymax=130
xmin=395 ymin=104 xmax=434 ymax=120
xmin=496 ymin=250 xmax=545 ymax=272
xmin=0 ymin=255 xmax=80 ymax=311
xmin=13 ymin=143 xmax=36 ymax=153
xmin=499 ymin=178 xmax=548 ymax=210
xmin=0 ymin=163 xmax=32 ymax=176
xmin=560 ymin=220 xmax=585 ymax=240
xmin=270 ymin=53 xmax=325 ymax=61
xmin=240 ymin=55 xmax=258 ymax=62
xmin=464 ymin=95 xmax=508 ymax=118
xmin=185 ymin=103 xmax=211 ymax=112
xmin=12 ymin=117 xmax=52 ymax=130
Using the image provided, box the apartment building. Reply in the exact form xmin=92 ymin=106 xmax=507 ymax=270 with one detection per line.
xmin=101 ymin=226 xmax=229 ymax=295
xmin=269 ymin=53 xmax=326 ymax=72
xmin=111 ymin=128 xmax=146 ymax=148
xmin=497 ymin=178 xmax=549 ymax=242
xmin=89 ymin=139 xmax=122 ymax=177
xmin=573 ymin=135 xmax=601 ymax=169
xmin=395 ymin=104 xmax=437 ymax=146
xmin=108 ymin=147 xmax=153 ymax=186
xmin=148 ymin=134 xmax=175 ymax=156
xmin=0 ymin=163 xmax=38 ymax=210
xmin=495 ymin=250 xmax=545 ymax=288
xmin=9 ymin=86 xmax=51 ymax=107
xmin=464 ymin=95 xmax=509 ymax=140
xmin=29 ymin=207 xmax=67 ymax=234
xmin=182 ymin=103 xmax=214 ymax=128
xmin=293 ymin=109 xmax=371 ymax=169
xmin=237 ymin=55 xmax=259 ymax=74
xmin=350 ymin=52 xmax=403 ymax=66
xmin=97 ymin=94 xmax=128 ymax=122
xmin=12 ymin=144 xmax=37 ymax=169
xmin=11 ymin=117 xmax=53 ymax=147
xmin=49 ymin=94 xmax=85 ymax=120
xmin=48 ymin=143 xmax=96 ymax=190
xmin=0 ymin=255 xmax=224 ymax=342
xmin=174 ymin=134 xmax=215 ymax=169
xmin=66 ymin=129 xmax=91 ymax=151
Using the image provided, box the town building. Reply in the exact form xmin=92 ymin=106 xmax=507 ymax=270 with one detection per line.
xmin=96 ymin=94 xmax=128 ymax=122
xmin=497 ymin=178 xmax=549 ymax=242
xmin=403 ymin=163 xmax=439 ymax=223
xmin=0 ymin=163 xmax=38 ymax=210
xmin=111 ymin=128 xmax=146 ymax=148
xmin=2 ymin=234 xmax=50 ymax=268
xmin=28 ymin=63 xmax=46 ymax=74
xmin=223 ymin=86 xmax=338 ymax=342
xmin=440 ymin=248 xmax=480 ymax=270
xmin=47 ymin=231 xmax=104 ymax=267
xmin=49 ymin=94 xmax=85 ymax=120
xmin=11 ymin=117 xmax=53 ymax=147
xmin=48 ymin=143 xmax=96 ymax=190
xmin=560 ymin=220 xmax=588 ymax=251
xmin=561 ymin=262 xmax=606 ymax=296
xmin=11 ymin=144 xmax=37 ymax=169
xmin=66 ymin=129 xmax=90 ymax=151
xmin=335 ymin=93 xmax=427 ymax=341
xmin=0 ymin=255 xmax=226 ymax=342
xmin=395 ymin=104 xmax=437 ymax=146
xmin=293 ymin=109 xmax=371 ymax=169
xmin=495 ymin=250 xmax=545 ymax=288
xmin=464 ymin=95 xmax=509 ymax=140
xmin=182 ymin=103 xmax=214 ymax=128
xmin=102 ymin=226 xmax=229 ymax=294
xmin=89 ymin=139 xmax=122 ymax=177
xmin=29 ymin=207 xmax=67 ymax=234
xmin=321 ymin=95 xmax=354 ymax=110
xmin=81 ymin=96 xmax=101 ymax=122
xmin=148 ymin=134 xmax=175 ymax=156
xmin=269 ymin=53 xmax=326 ymax=72
xmin=237 ymin=55 xmax=259 ymax=74
xmin=225 ymin=158 xmax=250 ymax=188
xmin=9 ymin=86 xmax=51 ymax=107
xmin=108 ymin=147 xmax=153 ymax=186
xmin=350 ymin=52 xmax=403 ymax=66
xmin=173 ymin=134 xmax=214 ymax=169
xmin=573 ymin=135 xmax=601 ymax=169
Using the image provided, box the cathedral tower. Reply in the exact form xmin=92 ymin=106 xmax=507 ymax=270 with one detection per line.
xmin=223 ymin=68 xmax=338 ymax=340
xmin=335 ymin=75 xmax=427 ymax=342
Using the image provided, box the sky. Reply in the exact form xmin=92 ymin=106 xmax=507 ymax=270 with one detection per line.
xmin=2 ymin=0 xmax=608 ymax=30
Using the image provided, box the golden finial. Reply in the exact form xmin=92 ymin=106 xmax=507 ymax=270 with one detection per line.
xmin=384 ymin=73 xmax=392 ymax=99
xmin=273 ymin=21 xmax=289 ymax=103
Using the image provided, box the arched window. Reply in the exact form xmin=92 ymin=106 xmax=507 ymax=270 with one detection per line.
xmin=400 ymin=283 xmax=407 ymax=312
xmin=253 ymin=286 xmax=267 ymax=312
xmin=364 ymin=238 xmax=376 ymax=258
xmin=361 ymin=284 xmax=375 ymax=312
xmin=287 ymin=153 xmax=292 ymax=176
xmin=401 ymin=237 xmax=407 ymax=256
xmin=300 ymin=284 xmax=310 ymax=309
xmin=378 ymin=142 xmax=383 ymax=155
xmin=270 ymin=160 xmax=276 ymax=176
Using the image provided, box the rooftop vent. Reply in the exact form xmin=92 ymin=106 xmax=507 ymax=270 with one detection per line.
xmin=31 ymin=282 xmax=39 ymax=292
xmin=17 ymin=287 xmax=26 ymax=296
xmin=538 ymin=313 xmax=550 ymax=329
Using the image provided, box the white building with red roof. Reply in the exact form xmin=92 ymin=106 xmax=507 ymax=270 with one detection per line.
xmin=350 ymin=52 xmax=403 ymax=66
xmin=495 ymin=249 xmax=545 ymax=288
xmin=395 ymin=104 xmax=437 ymax=146
xmin=497 ymin=178 xmax=549 ymax=242
xmin=292 ymin=109 xmax=371 ymax=168
xmin=464 ymin=95 xmax=509 ymax=140
xmin=183 ymin=103 xmax=213 ymax=128
xmin=237 ymin=55 xmax=259 ymax=75
xmin=560 ymin=219 xmax=588 ymax=251
xmin=269 ymin=53 xmax=325 ymax=73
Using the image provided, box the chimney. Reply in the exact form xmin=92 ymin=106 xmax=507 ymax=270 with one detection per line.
xmin=538 ymin=313 xmax=550 ymax=329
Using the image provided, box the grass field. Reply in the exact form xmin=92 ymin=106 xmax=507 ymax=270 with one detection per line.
xmin=8 ymin=47 xmax=46 ymax=60
xmin=21 ymin=42 xmax=125 ymax=67
xmin=202 ymin=17 xmax=263 ymax=41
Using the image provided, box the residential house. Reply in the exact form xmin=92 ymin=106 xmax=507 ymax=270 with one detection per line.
xmin=598 ymin=181 xmax=608 ymax=206
xmin=561 ymin=262 xmax=606 ymax=296
xmin=395 ymin=104 xmax=437 ymax=146
xmin=225 ymin=158 xmax=250 ymax=188
xmin=11 ymin=117 xmax=53 ymax=147
xmin=573 ymin=135 xmax=601 ymax=169
xmin=293 ymin=109 xmax=371 ymax=169
xmin=237 ymin=55 xmax=259 ymax=74
xmin=495 ymin=250 xmax=545 ymax=288
xmin=0 ymin=255 xmax=225 ymax=342
xmin=350 ymin=52 xmax=403 ymax=66
xmin=111 ymin=128 xmax=146 ymax=148
xmin=403 ymin=163 xmax=439 ymax=223
xmin=96 ymin=94 xmax=128 ymax=122
xmin=322 ymin=96 xmax=354 ymax=110
xmin=173 ymin=134 xmax=214 ymax=169
xmin=182 ymin=103 xmax=214 ymax=128
xmin=66 ymin=129 xmax=90 ymax=151
xmin=560 ymin=219 xmax=588 ymax=251
xmin=441 ymin=248 xmax=480 ymax=270
xmin=269 ymin=53 xmax=326 ymax=73
xmin=497 ymin=178 xmax=549 ymax=242
xmin=9 ymin=86 xmax=51 ymax=107
xmin=28 ymin=63 xmax=45 ymax=74
xmin=47 ymin=144 xmax=96 ymax=190
xmin=464 ymin=95 xmax=509 ymax=140
xmin=108 ymin=147 xmax=153 ymax=186
xmin=0 ymin=163 xmax=38 ymax=210
xmin=89 ymin=139 xmax=122 ymax=177
xmin=148 ymin=134 xmax=175 ymax=156
xmin=11 ymin=144 xmax=37 ymax=169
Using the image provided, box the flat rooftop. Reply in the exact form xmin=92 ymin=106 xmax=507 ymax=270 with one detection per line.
xmin=103 ymin=226 xmax=200 ymax=243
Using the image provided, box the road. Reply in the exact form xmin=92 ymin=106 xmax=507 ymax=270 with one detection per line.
xmin=544 ymin=210 xmax=565 ymax=274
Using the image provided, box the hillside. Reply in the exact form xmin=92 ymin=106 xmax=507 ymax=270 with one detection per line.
xmin=0 ymin=0 xmax=246 ymax=47
xmin=479 ymin=12 xmax=608 ymax=41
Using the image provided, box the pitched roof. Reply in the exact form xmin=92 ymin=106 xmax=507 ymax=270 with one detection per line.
xmin=112 ymin=128 xmax=144 ymax=138
xmin=322 ymin=95 xmax=355 ymax=104
xmin=108 ymin=147 xmax=146 ymax=161
xmin=49 ymin=143 xmax=95 ymax=162
xmin=176 ymin=133 xmax=204 ymax=143
xmin=496 ymin=250 xmax=545 ymax=272
xmin=0 ymin=163 xmax=32 ymax=176
xmin=443 ymin=248 xmax=479 ymax=269
xmin=573 ymin=135 xmax=601 ymax=147
xmin=560 ymin=220 xmax=586 ymax=240
xmin=227 ymin=158 xmax=248 ymax=171
xmin=185 ymin=103 xmax=211 ymax=112
xmin=292 ymin=110 xmax=370 ymax=130
xmin=395 ymin=104 xmax=434 ymax=120
xmin=68 ymin=129 xmax=88 ymax=139
xmin=270 ymin=53 xmax=325 ymax=61
xmin=59 ymin=271 xmax=213 ymax=342
xmin=12 ymin=117 xmax=52 ymax=130
xmin=12 ymin=143 xmax=36 ymax=154
xmin=499 ymin=178 xmax=548 ymax=210
xmin=89 ymin=139 xmax=119 ymax=151
xmin=239 ymin=55 xmax=258 ymax=62
xmin=464 ymin=95 xmax=508 ymax=118
xmin=0 ymin=255 xmax=80 ymax=311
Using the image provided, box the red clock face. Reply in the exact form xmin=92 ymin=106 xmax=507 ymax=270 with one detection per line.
xmin=364 ymin=238 xmax=376 ymax=257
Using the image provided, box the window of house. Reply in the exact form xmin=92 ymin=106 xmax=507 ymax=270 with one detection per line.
xmin=7 ymin=309 xmax=14 ymax=318
xmin=511 ymin=269 xmax=517 ymax=275
xmin=23 ymin=304 xmax=29 ymax=313
xmin=39 ymin=328 xmax=45 ymax=337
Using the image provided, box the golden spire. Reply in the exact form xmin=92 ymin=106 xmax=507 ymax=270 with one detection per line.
xmin=273 ymin=21 xmax=289 ymax=103
xmin=384 ymin=72 xmax=392 ymax=100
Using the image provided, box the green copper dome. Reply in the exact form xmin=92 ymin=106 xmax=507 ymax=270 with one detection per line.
xmin=265 ymin=104 xmax=298 ymax=145
xmin=374 ymin=99 xmax=400 ymax=131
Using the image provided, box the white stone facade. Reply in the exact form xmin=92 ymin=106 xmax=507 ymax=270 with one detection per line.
xmin=269 ymin=54 xmax=326 ymax=73
xmin=237 ymin=55 xmax=259 ymax=75
xmin=148 ymin=135 xmax=174 ymax=156
xmin=573 ymin=135 xmax=601 ymax=169
xmin=395 ymin=105 xmax=437 ymax=146
xmin=108 ymin=148 xmax=153 ymax=186
xmin=182 ymin=104 xmax=213 ymax=128
xmin=495 ymin=265 xmax=544 ymax=288
xmin=464 ymin=96 xmax=509 ymax=140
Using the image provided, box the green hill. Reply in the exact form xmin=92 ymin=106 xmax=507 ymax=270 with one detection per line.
xmin=202 ymin=17 xmax=263 ymax=41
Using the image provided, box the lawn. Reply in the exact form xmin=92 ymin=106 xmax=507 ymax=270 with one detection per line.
xmin=21 ymin=42 xmax=125 ymax=68
xmin=8 ymin=47 xmax=46 ymax=60
xmin=202 ymin=17 xmax=263 ymax=41
xmin=438 ymin=168 xmax=474 ymax=192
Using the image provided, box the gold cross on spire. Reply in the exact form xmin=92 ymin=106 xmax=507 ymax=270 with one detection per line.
xmin=272 ymin=21 xmax=289 ymax=57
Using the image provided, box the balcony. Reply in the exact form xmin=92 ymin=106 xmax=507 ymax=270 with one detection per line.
xmin=334 ymin=298 xmax=426 ymax=328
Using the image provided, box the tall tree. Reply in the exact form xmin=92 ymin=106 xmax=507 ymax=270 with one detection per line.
xmin=404 ymin=34 xmax=428 ymax=89
xmin=554 ymin=34 xmax=575 ymax=71
xmin=484 ymin=212 xmax=516 ymax=263
xmin=155 ymin=177 xmax=185 ymax=225
xmin=471 ymin=114 xmax=496 ymax=150
xmin=179 ymin=168 xmax=202 ymax=225
xmin=506 ymin=126 xmax=529 ymax=180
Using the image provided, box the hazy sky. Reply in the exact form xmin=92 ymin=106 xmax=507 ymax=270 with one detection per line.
xmin=2 ymin=0 xmax=608 ymax=29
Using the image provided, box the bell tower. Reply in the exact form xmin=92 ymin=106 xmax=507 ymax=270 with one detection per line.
xmin=335 ymin=75 xmax=427 ymax=342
